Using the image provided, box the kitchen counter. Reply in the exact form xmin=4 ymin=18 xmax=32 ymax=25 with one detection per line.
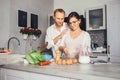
xmin=1 ymin=62 xmax=120 ymax=80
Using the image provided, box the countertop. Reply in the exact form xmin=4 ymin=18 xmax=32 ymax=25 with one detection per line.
xmin=1 ymin=61 xmax=120 ymax=80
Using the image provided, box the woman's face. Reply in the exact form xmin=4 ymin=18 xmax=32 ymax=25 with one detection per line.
xmin=69 ymin=17 xmax=81 ymax=31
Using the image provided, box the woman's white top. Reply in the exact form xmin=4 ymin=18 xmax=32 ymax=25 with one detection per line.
xmin=60 ymin=30 xmax=91 ymax=58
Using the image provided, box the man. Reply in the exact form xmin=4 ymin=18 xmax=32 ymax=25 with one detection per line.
xmin=45 ymin=8 xmax=69 ymax=58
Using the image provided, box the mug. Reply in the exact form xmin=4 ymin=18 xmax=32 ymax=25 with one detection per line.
xmin=79 ymin=56 xmax=90 ymax=64
xmin=78 ymin=47 xmax=90 ymax=64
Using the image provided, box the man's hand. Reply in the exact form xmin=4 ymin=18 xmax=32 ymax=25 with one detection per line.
xmin=59 ymin=29 xmax=68 ymax=39
xmin=54 ymin=29 xmax=68 ymax=44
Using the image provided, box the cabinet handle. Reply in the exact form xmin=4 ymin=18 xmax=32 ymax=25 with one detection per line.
xmin=107 ymin=45 xmax=110 ymax=54
xmin=107 ymin=45 xmax=110 ymax=62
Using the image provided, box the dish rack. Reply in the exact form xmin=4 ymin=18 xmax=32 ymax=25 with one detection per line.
xmin=90 ymin=46 xmax=110 ymax=64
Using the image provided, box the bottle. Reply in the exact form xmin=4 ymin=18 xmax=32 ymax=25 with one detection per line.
xmin=55 ymin=49 xmax=61 ymax=63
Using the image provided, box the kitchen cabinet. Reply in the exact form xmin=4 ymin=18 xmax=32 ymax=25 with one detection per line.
xmin=107 ymin=2 xmax=120 ymax=62
xmin=0 ymin=68 xmax=1 ymax=80
xmin=1 ymin=68 xmax=28 ymax=80
xmin=1 ymin=68 xmax=74 ymax=80
xmin=86 ymin=5 xmax=106 ymax=31
xmin=28 ymin=72 xmax=71 ymax=80
xmin=1 ymin=62 xmax=120 ymax=80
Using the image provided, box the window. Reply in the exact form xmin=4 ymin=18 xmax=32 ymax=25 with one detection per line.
xmin=31 ymin=14 xmax=38 ymax=29
xmin=18 ymin=10 xmax=27 ymax=27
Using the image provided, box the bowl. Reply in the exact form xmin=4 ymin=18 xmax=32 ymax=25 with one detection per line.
xmin=79 ymin=56 xmax=90 ymax=64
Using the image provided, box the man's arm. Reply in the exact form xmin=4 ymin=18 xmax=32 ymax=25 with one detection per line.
xmin=53 ymin=29 xmax=68 ymax=44
xmin=45 ymin=33 xmax=54 ymax=49
xmin=45 ymin=29 xmax=68 ymax=49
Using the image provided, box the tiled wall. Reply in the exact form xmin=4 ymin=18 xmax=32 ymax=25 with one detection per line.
xmin=88 ymin=30 xmax=107 ymax=48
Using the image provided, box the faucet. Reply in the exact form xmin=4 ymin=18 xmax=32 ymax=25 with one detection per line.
xmin=7 ymin=37 xmax=20 ymax=49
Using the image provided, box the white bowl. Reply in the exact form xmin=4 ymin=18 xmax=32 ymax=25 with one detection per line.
xmin=79 ymin=56 xmax=90 ymax=64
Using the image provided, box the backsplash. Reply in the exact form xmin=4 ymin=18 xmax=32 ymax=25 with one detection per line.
xmin=88 ymin=30 xmax=107 ymax=48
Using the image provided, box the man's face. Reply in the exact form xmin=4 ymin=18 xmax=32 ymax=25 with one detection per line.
xmin=53 ymin=11 xmax=65 ymax=27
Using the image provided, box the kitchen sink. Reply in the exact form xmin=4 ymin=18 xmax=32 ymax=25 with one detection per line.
xmin=0 ymin=54 xmax=25 ymax=65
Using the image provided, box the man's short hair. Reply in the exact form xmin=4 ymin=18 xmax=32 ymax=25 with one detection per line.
xmin=54 ymin=8 xmax=65 ymax=16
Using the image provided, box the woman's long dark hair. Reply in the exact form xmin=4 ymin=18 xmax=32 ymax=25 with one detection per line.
xmin=67 ymin=12 xmax=80 ymax=24
xmin=67 ymin=12 xmax=86 ymax=31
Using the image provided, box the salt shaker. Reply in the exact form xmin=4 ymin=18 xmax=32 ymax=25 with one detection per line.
xmin=55 ymin=49 xmax=61 ymax=63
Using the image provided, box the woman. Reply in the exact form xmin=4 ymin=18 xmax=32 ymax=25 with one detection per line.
xmin=59 ymin=12 xmax=91 ymax=59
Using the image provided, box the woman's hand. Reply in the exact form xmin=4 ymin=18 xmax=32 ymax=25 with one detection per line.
xmin=63 ymin=47 xmax=69 ymax=55
xmin=75 ymin=51 xmax=80 ymax=59
xmin=59 ymin=46 xmax=69 ymax=56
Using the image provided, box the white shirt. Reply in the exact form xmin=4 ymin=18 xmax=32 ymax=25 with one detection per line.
xmin=60 ymin=30 xmax=91 ymax=58
xmin=45 ymin=23 xmax=69 ymax=58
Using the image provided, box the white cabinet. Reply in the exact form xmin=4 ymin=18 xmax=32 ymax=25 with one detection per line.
xmin=86 ymin=5 xmax=106 ymax=31
xmin=1 ymin=68 xmax=28 ymax=80
xmin=107 ymin=2 xmax=120 ymax=62
xmin=1 ymin=68 xmax=73 ymax=80
xmin=28 ymin=72 xmax=70 ymax=80
xmin=0 ymin=68 xmax=1 ymax=80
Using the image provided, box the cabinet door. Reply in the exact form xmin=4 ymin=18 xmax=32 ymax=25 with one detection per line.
xmin=1 ymin=68 xmax=28 ymax=80
xmin=28 ymin=72 xmax=70 ymax=80
xmin=107 ymin=2 xmax=120 ymax=62
xmin=0 ymin=68 xmax=1 ymax=80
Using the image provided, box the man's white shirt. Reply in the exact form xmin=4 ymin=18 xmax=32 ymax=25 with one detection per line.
xmin=45 ymin=22 xmax=69 ymax=58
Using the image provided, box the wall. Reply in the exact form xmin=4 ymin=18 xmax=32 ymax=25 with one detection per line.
xmin=107 ymin=1 xmax=120 ymax=62
xmin=0 ymin=0 xmax=10 ymax=48
xmin=54 ymin=0 xmax=116 ymax=16
xmin=0 ymin=0 xmax=53 ymax=54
